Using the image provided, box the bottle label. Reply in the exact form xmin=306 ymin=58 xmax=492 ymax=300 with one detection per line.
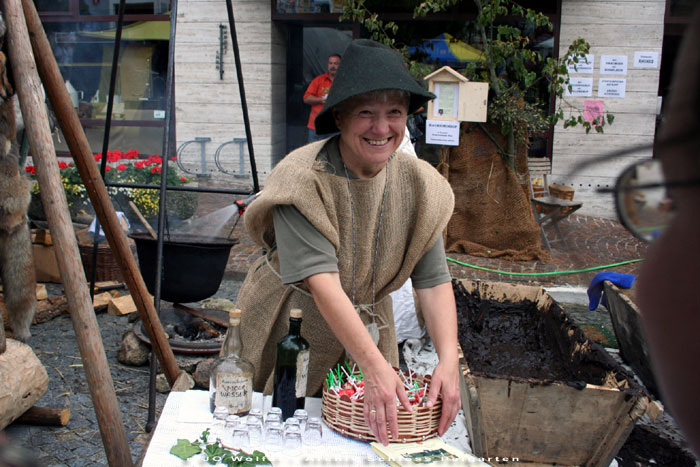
xmin=295 ymin=350 xmax=310 ymax=398
xmin=215 ymin=373 xmax=252 ymax=413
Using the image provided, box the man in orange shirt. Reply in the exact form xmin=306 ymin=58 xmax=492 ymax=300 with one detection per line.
xmin=303 ymin=54 xmax=341 ymax=143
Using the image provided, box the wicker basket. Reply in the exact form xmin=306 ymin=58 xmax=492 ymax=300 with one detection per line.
xmin=548 ymin=184 xmax=575 ymax=201
xmin=79 ymin=243 xmax=124 ymax=282
xmin=321 ymin=370 xmax=441 ymax=443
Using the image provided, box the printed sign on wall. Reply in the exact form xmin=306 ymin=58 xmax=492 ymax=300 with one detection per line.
xmin=598 ymin=79 xmax=626 ymax=98
xmin=564 ymin=78 xmax=593 ymax=97
xmin=601 ymin=55 xmax=628 ymax=75
xmin=633 ymin=51 xmax=659 ymax=69
xmin=566 ymin=54 xmax=594 ymax=74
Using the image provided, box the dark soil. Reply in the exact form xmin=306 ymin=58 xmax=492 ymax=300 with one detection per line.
xmin=453 ymin=280 xmax=617 ymax=386
xmin=616 ymin=426 xmax=697 ymax=466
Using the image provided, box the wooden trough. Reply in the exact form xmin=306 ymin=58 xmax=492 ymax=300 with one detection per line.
xmin=456 ymin=279 xmax=650 ymax=466
xmin=603 ymin=281 xmax=659 ymax=398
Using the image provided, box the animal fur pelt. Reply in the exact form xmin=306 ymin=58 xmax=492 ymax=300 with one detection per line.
xmin=0 ymin=11 xmax=37 ymax=354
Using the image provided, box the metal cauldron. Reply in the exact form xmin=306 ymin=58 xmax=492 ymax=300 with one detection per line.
xmin=130 ymin=233 xmax=238 ymax=303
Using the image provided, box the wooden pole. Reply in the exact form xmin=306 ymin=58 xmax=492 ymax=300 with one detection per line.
xmin=1 ymin=2 xmax=133 ymax=465
xmin=19 ymin=0 xmax=179 ymax=386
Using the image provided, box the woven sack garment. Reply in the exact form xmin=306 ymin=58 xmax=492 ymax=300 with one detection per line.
xmin=438 ymin=123 xmax=549 ymax=261
xmin=237 ymin=139 xmax=454 ymax=395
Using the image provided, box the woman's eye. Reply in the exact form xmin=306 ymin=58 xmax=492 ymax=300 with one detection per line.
xmin=358 ymin=110 xmax=373 ymax=117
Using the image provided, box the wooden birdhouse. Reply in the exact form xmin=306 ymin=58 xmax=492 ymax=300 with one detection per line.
xmin=424 ymin=66 xmax=488 ymax=122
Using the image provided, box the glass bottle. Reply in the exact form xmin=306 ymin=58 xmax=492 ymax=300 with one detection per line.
xmin=209 ymin=308 xmax=254 ymax=415
xmin=272 ymin=308 xmax=310 ymax=420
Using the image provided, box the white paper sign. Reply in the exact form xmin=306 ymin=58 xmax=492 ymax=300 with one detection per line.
xmin=598 ymin=79 xmax=626 ymax=98
xmin=601 ymin=55 xmax=628 ymax=75
xmin=634 ymin=51 xmax=659 ymax=69
xmin=425 ymin=120 xmax=460 ymax=146
xmin=433 ymin=82 xmax=459 ymax=119
xmin=566 ymin=54 xmax=594 ymax=74
xmin=564 ymin=77 xmax=593 ymax=97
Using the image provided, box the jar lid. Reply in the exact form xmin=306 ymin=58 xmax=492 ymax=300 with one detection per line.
xmin=228 ymin=308 xmax=242 ymax=319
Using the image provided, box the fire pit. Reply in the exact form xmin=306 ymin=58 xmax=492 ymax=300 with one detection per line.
xmin=133 ymin=305 xmax=228 ymax=354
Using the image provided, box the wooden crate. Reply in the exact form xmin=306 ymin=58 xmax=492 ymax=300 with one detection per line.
xmin=603 ymin=281 xmax=659 ymax=397
xmin=457 ymin=279 xmax=650 ymax=466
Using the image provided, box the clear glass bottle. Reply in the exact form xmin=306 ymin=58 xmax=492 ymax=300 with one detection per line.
xmin=272 ymin=308 xmax=310 ymax=420
xmin=209 ymin=308 xmax=254 ymax=415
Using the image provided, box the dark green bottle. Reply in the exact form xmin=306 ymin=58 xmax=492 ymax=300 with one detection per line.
xmin=272 ymin=308 xmax=310 ymax=420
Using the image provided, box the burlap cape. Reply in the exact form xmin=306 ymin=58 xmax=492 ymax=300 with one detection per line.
xmin=237 ymin=138 xmax=454 ymax=395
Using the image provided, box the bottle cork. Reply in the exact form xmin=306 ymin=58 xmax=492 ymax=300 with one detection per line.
xmin=290 ymin=308 xmax=302 ymax=319
xmin=228 ymin=308 xmax=242 ymax=320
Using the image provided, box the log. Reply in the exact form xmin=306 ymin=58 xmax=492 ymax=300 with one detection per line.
xmin=0 ymin=339 xmax=49 ymax=430
xmin=19 ymin=0 xmax=179 ymax=387
xmin=14 ymin=406 xmax=71 ymax=427
xmin=2 ymin=2 xmax=133 ymax=465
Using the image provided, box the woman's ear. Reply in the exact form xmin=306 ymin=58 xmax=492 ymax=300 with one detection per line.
xmin=333 ymin=108 xmax=342 ymax=129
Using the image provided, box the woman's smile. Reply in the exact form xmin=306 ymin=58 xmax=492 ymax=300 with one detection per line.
xmin=334 ymin=92 xmax=409 ymax=178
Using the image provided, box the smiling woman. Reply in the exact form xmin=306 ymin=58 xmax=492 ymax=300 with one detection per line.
xmin=236 ymin=39 xmax=461 ymax=446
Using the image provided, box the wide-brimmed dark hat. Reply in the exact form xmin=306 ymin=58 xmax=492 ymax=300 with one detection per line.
xmin=314 ymin=39 xmax=435 ymax=135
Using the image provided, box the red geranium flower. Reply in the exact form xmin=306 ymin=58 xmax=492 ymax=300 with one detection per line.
xmin=135 ymin=161 xmax=145 ymax=169
xmin=94 ymin=153 xmax=102 ymax=161
xmin=107 ymin=150 xmax=122 ymax=162
xmin=58 ymin=161 xmax=68 ymax=169
xmin=151 ymin=166 xmax=162 ymax=174
xmin=116 ymin=164 xmax=127 ymax=171
xmin=124 ymin=149 xmax=139 ymax=160
xmin=104 ymin=166 xmax=111 ymax=171
xmin=180 ymin=176 xmax=186 ymax=182
xmin=25 ymin=166 xmax=36 ymax=174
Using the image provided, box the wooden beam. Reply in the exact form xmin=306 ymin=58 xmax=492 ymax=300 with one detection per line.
xmin=2 ymin=1 xmax=133 ymax=464
xmin=19 ymin=0 xmax=179 ymax=386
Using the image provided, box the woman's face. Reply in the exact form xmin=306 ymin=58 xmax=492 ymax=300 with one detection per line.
xmin=334 ymin=92 xmax=409 ymax=178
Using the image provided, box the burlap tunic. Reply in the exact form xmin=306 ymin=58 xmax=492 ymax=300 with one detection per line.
xmin=237 ymin=138 xmax=455 ymax=395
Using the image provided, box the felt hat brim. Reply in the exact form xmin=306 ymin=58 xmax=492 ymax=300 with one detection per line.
xmin=314 ymin=39 xmax=435 ymax=135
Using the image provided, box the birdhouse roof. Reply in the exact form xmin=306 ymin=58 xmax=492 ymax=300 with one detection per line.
xmin=423 ymin=66 xmax=469 ymax=83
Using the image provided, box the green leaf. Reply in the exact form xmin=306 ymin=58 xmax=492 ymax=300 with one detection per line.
xmin=169 ymin=439 xmax=201 ymax=460
xmin=203 ymin=443 xmax=230 ymax=465
xmin=607 ymin=113 xmax=615 ymax=124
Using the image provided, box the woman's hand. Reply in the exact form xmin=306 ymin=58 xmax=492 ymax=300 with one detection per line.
xmin=362 ymin=360 xmax=412 ymax=445
xmin=426 ymin=358 xmax=461 ymax=435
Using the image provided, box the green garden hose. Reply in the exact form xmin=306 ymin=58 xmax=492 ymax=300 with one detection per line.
xmin=446 ymin=257 xmax=644 ymax=277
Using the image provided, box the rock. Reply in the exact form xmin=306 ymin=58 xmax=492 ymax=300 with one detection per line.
xmin=155 ymin=374 xmax=170 ymax=393
xmin=192 ymin=358 xmax=216 ymax=389
xmin=117 ymin=330 xmax=149 ymax=366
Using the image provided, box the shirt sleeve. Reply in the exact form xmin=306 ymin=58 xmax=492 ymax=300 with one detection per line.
xmin=410 ymin=236 xmax=452 ymax=289
xmin=273 ymin=204 xmax=339 ymax=284
xmin=303 ymin=76 xmax=320 ymax=99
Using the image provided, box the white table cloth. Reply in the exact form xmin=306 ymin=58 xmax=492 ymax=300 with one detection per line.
xmin=141 ymin=390 xmax=473 ymax=466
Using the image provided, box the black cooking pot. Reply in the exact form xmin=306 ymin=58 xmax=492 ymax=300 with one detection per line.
xmin=130 ymin=233 xmax=238 ymax=303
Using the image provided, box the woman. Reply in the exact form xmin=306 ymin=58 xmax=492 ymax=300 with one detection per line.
xmin=237 ymin=39 xmax=460 ymax=445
